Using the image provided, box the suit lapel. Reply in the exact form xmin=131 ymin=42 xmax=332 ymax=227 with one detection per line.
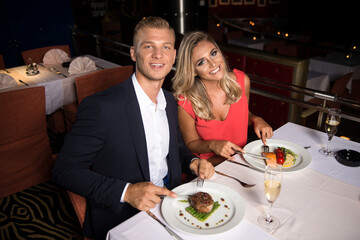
xmin=164 ymin=92 xmax=178 ymax=185
xmin=123 ymin=79 xmax=150 ymax=181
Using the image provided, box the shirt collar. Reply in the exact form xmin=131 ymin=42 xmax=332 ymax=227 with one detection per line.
xmin=132 ymin=74 xmax=167 ymax=111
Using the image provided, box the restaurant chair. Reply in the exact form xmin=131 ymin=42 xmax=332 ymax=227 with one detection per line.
xmin=0 ymin=86 xmax=54 ymax=198
xmin=301 ymin=72 xmax=353 ymax=128
xmin=76 ymin=65 xmax=133 ymax=103
xmin=63 ymin=65 xmax=133 ymax=131
xmin=66 ymin=190 xmax=93 ymax=240
xmin=21 ymin=45 xmax=71 ymax=64
xmin=0 ymin=54 xmax=5 ymax=69
xmin=67 ymin=191 xmax=87 ymax=227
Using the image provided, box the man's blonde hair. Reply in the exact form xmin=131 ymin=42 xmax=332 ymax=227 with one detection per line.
xmin=133 ymin=16 xmax=175 ymax=48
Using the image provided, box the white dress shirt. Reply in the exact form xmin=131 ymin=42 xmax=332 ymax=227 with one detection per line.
xmin=120 ymin=74 xmax=170 ymax=202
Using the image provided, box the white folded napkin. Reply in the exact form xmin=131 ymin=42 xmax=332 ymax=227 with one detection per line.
xmin=0 ymin=73 xmax=17 ymax=89
xmin=68 ymin=56 xmax=97 ymax=75
xmin=43 ymin=49 xmax=70 ymax=64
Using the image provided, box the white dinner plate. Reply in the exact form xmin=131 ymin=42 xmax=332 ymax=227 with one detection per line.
xmin=243 ymin=139 xmax=312 ymax=172
xmin=161 ymin=181 xmax=246 ymax=235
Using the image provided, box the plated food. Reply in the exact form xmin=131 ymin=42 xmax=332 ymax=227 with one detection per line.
xmin=161 ymin=181 xmax=246 ymax=235
xmin=262 ymin=147 xmax=298 ymax=168
xmin=243 ymin=139 xmax=312 ymax=172
xmin=189 ymin=192 xmax=214 ymax=214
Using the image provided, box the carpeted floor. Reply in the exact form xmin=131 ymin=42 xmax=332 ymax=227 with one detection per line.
xmin=0 ymin=181 xmax=83 ymax=240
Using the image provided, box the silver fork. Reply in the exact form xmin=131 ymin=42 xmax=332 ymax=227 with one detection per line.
xmin=262 ymin=144 xmax=270 ymax=153
xmin=261 ymin=144 xmax=270 ymax=166
xmin=196 ymin=177 xmax=204 ymax=187
xmin=215 ymin=170 xmax=256 ymax=188
xmin=49 ymin=66 xmax=67 ymax=78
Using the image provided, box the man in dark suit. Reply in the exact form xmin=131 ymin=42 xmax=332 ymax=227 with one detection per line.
xmin=52 ymin=16 xmax=214 ymax=240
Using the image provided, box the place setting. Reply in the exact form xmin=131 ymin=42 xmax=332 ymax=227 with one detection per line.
xmin=240 ymin=139 xmax=312 ymax=172
xmin=150 ymin=135 xmax=318 ymax=239
xmin=161 ymin=180 xmax=247 ymax=237
xmin=38 ymin=49 xmax=99 ymax=78
xmin=139 ymin=133 xmax=320 ymax=239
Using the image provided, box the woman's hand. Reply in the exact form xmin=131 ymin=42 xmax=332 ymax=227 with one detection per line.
xmin=253 ymin=117 xmax=273 ymax=144
xmin=208 ymin=140 xmax=244 ymax=160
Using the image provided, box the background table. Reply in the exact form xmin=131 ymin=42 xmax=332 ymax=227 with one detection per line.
xmin=0 ymin=55 xmax=119 ymax=114
xmin=106 ymin=122 xmax=360 ymax=240
xmin=304 ymin=70 xmax=330 ymax=101
xmin=309 ymin=53 xmax=360 ymax=93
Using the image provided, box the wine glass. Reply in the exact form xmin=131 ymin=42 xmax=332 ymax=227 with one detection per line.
xmin=257 ymin=165 xmax=282 ymax=230
xmin=319 ymin=108 xmax=341 ymax=157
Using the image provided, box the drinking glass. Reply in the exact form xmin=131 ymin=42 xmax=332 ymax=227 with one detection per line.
xmin=319 ymin=108 xmax=341 ymax=157
xmin=257 ymin=165 xmax=282 ymax=230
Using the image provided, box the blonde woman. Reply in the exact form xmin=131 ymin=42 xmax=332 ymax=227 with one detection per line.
xmin=172 ymin=31 xmax=273 ymax=160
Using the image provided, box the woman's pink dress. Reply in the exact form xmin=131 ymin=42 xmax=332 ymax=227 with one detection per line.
xmin=178 ymin=69 xmax=249 ymax=159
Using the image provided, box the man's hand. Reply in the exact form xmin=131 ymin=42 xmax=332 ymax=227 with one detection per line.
xmin=190 ymin=158 xmax=215 ymax=179
xmin=124 ymin=182 xmax=177 ymax=211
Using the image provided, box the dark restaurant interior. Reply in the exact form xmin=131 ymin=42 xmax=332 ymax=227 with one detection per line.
xmin=1 ymin=0 xmax=360 ymax=239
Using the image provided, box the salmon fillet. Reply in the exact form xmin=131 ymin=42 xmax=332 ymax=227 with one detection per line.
xmin=262 ymin=152 xmax=277 ymax=167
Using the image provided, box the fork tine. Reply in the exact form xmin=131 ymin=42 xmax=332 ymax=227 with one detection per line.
xmin=197 ymin=178 xmax=204 ymax=187
xmin=262 ymin=145 xmax=270 ymax=153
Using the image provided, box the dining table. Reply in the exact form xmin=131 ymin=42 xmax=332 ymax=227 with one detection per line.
xmin=0 ymin=55 xmax=119 ymax=115
xmin=304 ymin=70 xmax=330 ymax=101
xmin=106 ymin=122 xmax=360 ymax=240
xmin=308 ymin=52 xmax=360 ymax=93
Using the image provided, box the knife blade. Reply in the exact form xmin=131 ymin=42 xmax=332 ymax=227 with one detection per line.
xmin=233 ymin=149 xmax=271 ymax=160
xmin=158 ymin=194 xmax=189 ymax=199
xmin=146 ymin=210 xmax=183 ymax=240
xmin=19 ymin=79 xmax=29 ymax=86
xmin=226 ymin=159 xmax=256 ymax=169
xmin=56 ymin=71 xmax=67 ymax=78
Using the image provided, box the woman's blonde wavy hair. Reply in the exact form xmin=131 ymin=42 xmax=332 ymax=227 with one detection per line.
xmin=172 ymin=31 xmax=242 ymax=120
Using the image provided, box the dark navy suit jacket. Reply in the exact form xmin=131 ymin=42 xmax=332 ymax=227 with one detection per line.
xmin=52 ymin=77 xmax=195 ymax=239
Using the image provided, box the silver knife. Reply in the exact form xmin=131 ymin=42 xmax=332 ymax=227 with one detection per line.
xmin=146 ymin=210 xmax=183 ymax=240
xmin=158 ymin=194 xmax=189 ymax=199
xmin=56 ymin=71 xmax=67 ymax=78
xmin=233 ymin=149 xmax=271 ymax=160
xmin=226 ymin=159 xmax=255 ymax=169
xmin=19 ymin=79 xmax=29 ymax=86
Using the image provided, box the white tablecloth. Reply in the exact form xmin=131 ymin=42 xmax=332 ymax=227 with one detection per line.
xmin=304 ymin=71 xmax=330 ymax=101
xmin=309 ymin=54 xmax=360 ymax=93
xmin=106 ymin=122 xmax=360 ymax=240
xmin=0 ymin=55 xmax=119 ymax=114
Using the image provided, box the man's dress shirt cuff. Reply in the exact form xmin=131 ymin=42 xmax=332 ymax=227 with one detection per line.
xmin=120 ymin=183 xmax=130 ymax=203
